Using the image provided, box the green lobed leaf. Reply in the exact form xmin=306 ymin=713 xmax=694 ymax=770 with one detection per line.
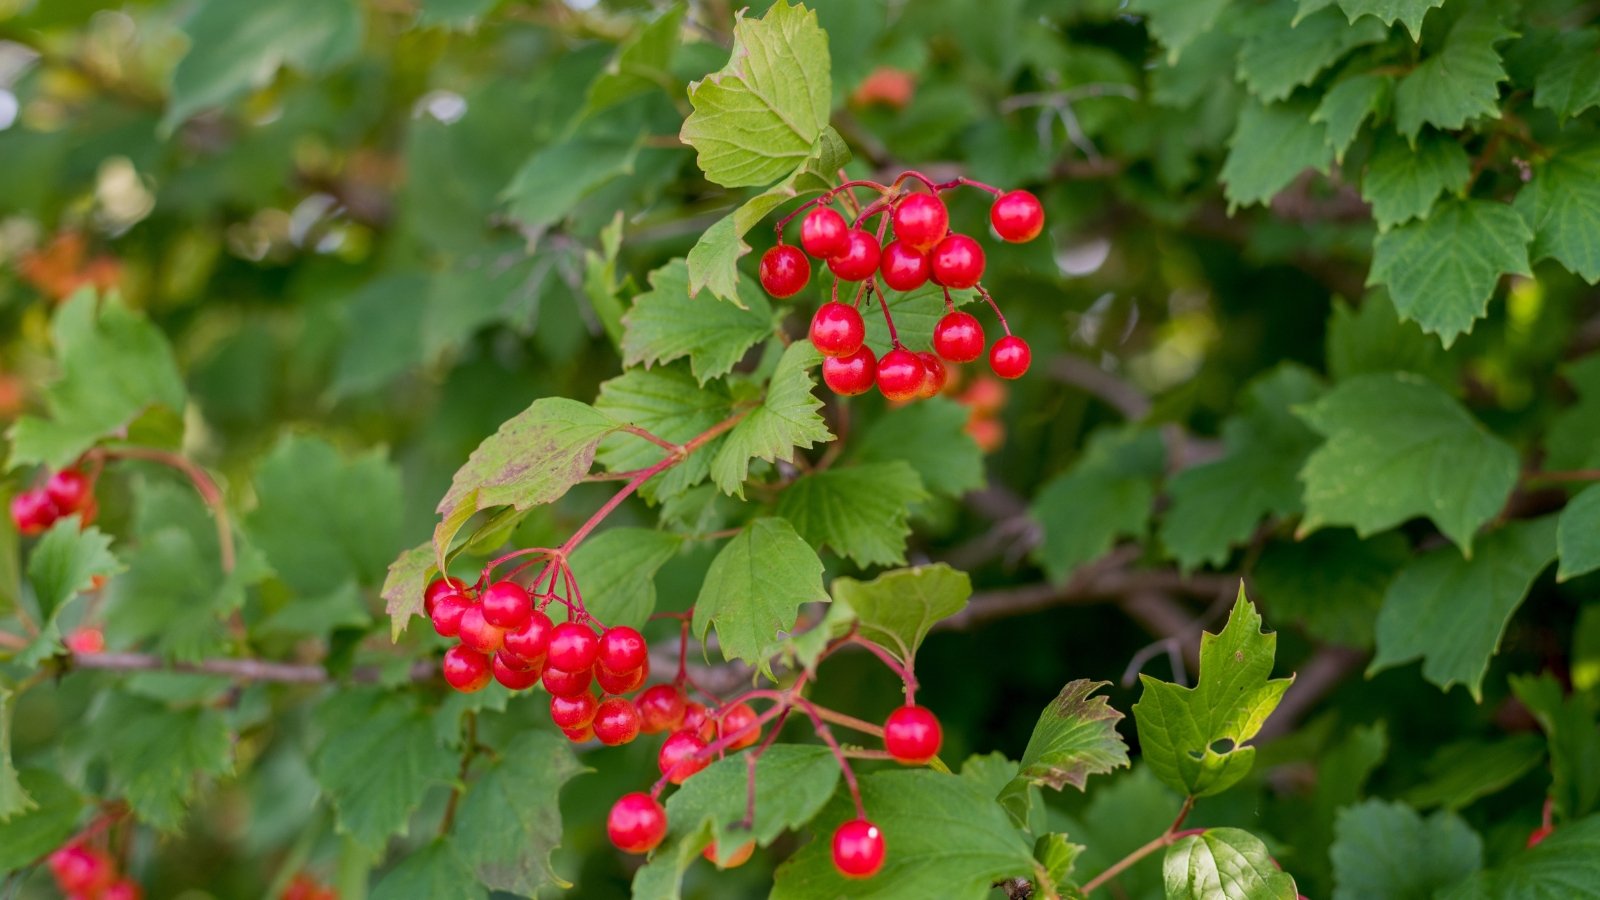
xmin=999 ymin=680 xmax=1130 ymax=823
xmin=1371 ymin=515 xmax=1559 ymax=699
xmin=593 ymin=363 xmax=737 ymax=503
xmin=1508 ymin=673 xmax=1600 ymax=822
xmin=567 ymin=528 xmax=684 ymax=630
xmin=1297 ymin=373 xmax=1519 ymax=553
xmin=850 ymin=397 xmax=985 ymax=498
xmin=1546 ymin=355 xmax=1600 ymax=473
xmin=90 ymin=694 xmax=233 ymax=832
xmin=1393 ymin=6 xmax=1513 ymax=139
xmin=708 ymin=341 xmax=832 ymax=496
xmin=1130 ymin=0 xmax=1235 ymax=62
xmin=1559 ymin=484 xmax=1600 ymax=581
xmin=382 ymin=542 xmax=438 ymax=638
xmin=1362 ymin=130 xmax=1473 ymax=230
xmin=1254 ymin=529 xmax=1410 ymax=648
xmin=583 ymin=3 xmax=686 ymax=117
xmin=1221 ymin=97 xmax=1332 ymax=211
xmin=1163 ymin=828 xmax=1300 ymax=899
xmin=1441 ymin=813 xmax=1600 ymax=900
xmin=0 ymin=769 xmax=83 ymax=872
xmin=621 ymin=259 xmax=775 ymax=382
xmin=693 ymin=517 xmax=827 ymax=672
xmin=1399 ymin=735 xmax=1546 ymax=809
xmin=1133 ymin=589 xmax=1294 ymax=798
xmin=1314 ymin=72 xmax=1392 ymax=163
xmin=1237 ymin=4 xmax=1388 ymax=103
xmin=370 ymin=841 xmax=483 ymax=900
xmin=1532 ymin=30 xmax=1600 ymax=121
xmin=1330 ymin=799 xmax=1482 ymax=900
xmin=776 ymin=461 xmax=928 ymax=567
xmin=1325 ymin=292 xmax=1455 ymax=386
xmin=861 ymin=283 xmax=981 ymax=351
xmin=502 ymin=135 xmax=642 ymax=230
xmin=679 ymin=0 xmax=832 ymax=188
xmin=25 ymin=516 xmax=120 ymax=629
xmin=1031 ymin=425 xmax=1165 ymax=584
xmin=1325 ymin=0 xmax=1447 ymax=39
xmin=0 ymin=688 xmax=31 ymax=821
xmin=1035 ymin=833 xmax=1087 ymax=898
xmin=452 ymin=730 xmax=587 ymax=896
xmin=828 ymin=563 xmax=970 ymax=665
xmin=1515 ymin=144 xmax=1600 ymax=284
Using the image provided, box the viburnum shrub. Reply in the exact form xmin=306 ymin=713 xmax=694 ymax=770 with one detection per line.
xmin=5 ymin=0 xmax=1600 ymax=898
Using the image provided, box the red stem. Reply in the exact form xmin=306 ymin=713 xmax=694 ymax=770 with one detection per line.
xmin=793 ymin=697 xmax=867 ymax=820
xmin=92 ymin=447 xmax=235 ymax=573
xmin=974 ymin=283 xmax=1012 ymax=336
xmin=1081 ymin=796 xmax=1198 ymax=895
xmin=847 ymin=634 xmax=919 ymax=703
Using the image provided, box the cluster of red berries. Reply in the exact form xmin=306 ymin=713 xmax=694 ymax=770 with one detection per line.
xmin=46 ymin=842 xmax=140 ymax=900
xmin=425 ymin=577 xmax=652 ymax=746
xmin=10 ymin=467 xmax=95 ymax=535
xmin=759 ymin=184 xmax=1044 ymax=401
xmin=281 ymin=873 xmax=337 ymax=900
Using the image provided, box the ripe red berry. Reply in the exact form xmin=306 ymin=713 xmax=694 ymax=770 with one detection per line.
xmin=1528 ymin=824 xmax=1554 ymax=848
xmin=10 ymin=489 xmax=59 ymax=536
xmin=45 ymin=468 xmax=92 ymax=514
xmin=810 ymin=301 xmax=867 ymax=358
xmin=892 ymin=193 xmax=949 ymax=250
xmin=423 ymin=577 xmax=468 ymax=616
xmin=876 ymin=348 xmax=927 ymax=402
xmin=550 ymin=691 xmax=599 ymax=729
xmin=430 ymin=592 xmax=472 ymax=638
xmin=930 ymin=234 xmax=985 ymax=289
xmin=827 ymin=230 xmax=882 ymax=282
xmin=704 ymin=840 xmax=756 ymax=869
xmin=596 ymin=662 xmax=648 ymax=695
xmin=503 ymin=609 xmax=555 ymax=663
xmin=494 ymin=647 xmax=537 ymax=673
xmin=760 ymin=244 xmax=810 ymax=298
xmin=607 ymin=792 xmax=668 ymax=855
xmin=562 ymin=723 xmax=594 ymax=743
xmin=49 ymin=843 xmax=114 ymax=894
xmin=542 ymin=665 xmax=593 ymax=697
xmin=831 ymin=819 xmax=886 ymax=879
xmin=822 ymin=346 xmax=878 ymax=396
xmin=933 ymin=310 xmax=986 ymax=363
xmin=597 ymin=626 xmax=648 ymax=674
xmin=594 ymin=697 xmax=642 ymax=745
xmin=801 ymin=207 xmax=850 ymax=259
xmin=66 ymin=627 xmax=104 ymax=655
xmin=989 ymin=335 xmax=1031 ymax=379
xmin=658 ymin=730 xmax=710 ymax=784
xmin=480 ymin=580 xmax=532 ymax=629
xmin=717 ymin=701 xmax=763 ymax=750
xmin=457 ymin=606 xmax=507 ymax=654
xmin=638 ymin=685 xmax=687 ymax=734
xmin=492 ymin=652 xmax=542 ymax=690
xmin=879 ymin=240 xmax=930 ymax=292
xmin=990 ymin=189 xmax=1045 ymax=242
xmin=548 ymin=621 xmax=600 ymax=672
xmin=104 ymin=879 xmax=144 ymax=900
xmin=442 ymin=646 xmax=493 ymax=692
xmin=681 ymin=701 xmax=710 ymax=736
xmin=916 ymin=353 xmax=948 ymax=399
xmin=883 ymin=705 xmax=943 ymax=764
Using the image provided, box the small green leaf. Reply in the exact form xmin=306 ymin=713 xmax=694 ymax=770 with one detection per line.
xmin=1133 ymin=589 xmax=1293 ymax=798
xmin=594 ymin=364 xmax=736 ymax=504
xmin=693 ymin=517 xmax=826 ymax=671
xmin=1371 ymin=516 xmax=1559 ymax=699
xmin=1031 ymin=426 xmax=1165 ymax=584
xmin=453 ymin=730 xmax=587 ymax=896
xmin=621 ymin=259 xmax=775 ymax=381
xmin=0 ymin=770 xmax=83 ymax=871
xmin=90 ymin=694 xmax=233 ymax=832
xmin=1546 ymin=356 xmax=1600 ymax=472
xmin=709 ymin=341 xmax=832 ymax=496
xmin=851 ymin=397 xmax=985 ymax=498
xmin=370 ymin=841 xmax=482 ymax=900
xmin=1515 ymin=144 xmax=1600 ymax=284
xmin=1000 ymin=680 xmax=1130 ymax=823
xmin=1399 ymin=735 xmax=1546 ymax=810
xmin=776 ymin=461 xmax=928 ymax=567
xmin=381 ymin=542 xmax=438 ymax=638
xmin=1314 ymin=72 xmax=1392 ymax=163
xmin=0 ymin=688 xmax=32 ymax=822
xmin=1330 ymin=0 xmax=1447 ymax=40
xmin=1237 ymin=4 xmax=1388 ymax=103
xmin=503 ymin=135 xmax=641 ymax=229
xmin=26 ymin=517 xmax=119 ymax=628
xmin=567 ymin=528 xmax=684 ymax=629
xmin=1508 ymin=673 xmax=1600 ymax=822
xmin=1221 ymin=97 xmax=1332 ymax=211
xmin=1394 ymin=6 xmax=1513 ymax=139
xmin=1035 ymin=833 xmax=1088 ymax=897
xmin=1331 ymin=800 xmax=1482 ymax=900
xmin=1254 ymin=529 xmax=1410 ymax=648
xmin=1324 ymin=292 xmax=1454 ymax=385
xmin=828 ymin=563 xmax=971 ymax=665
xmin=1532 ymin=30 xmax=1600 ymax=121
xmin=1130 ymin=0 xmax=1235 ymax=62
xmin=1559 ymin=484 xmax=1600 ymax=581
xmin=1164 ymin=828 xmax=1299 ymax=899
xmin=583 ymin=4 xmax=686 ymax=116
xmin=1363 ymin=131 xmax=1473 ymax=230
xmin=1440 ymin=813 xmax=1600 ymax=900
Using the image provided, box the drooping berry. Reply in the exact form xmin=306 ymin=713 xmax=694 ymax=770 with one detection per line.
xmin=596 ymin=662 xmax=648 ymax=695
xmin=638 ymin=685 xmax=687 ymax=734
xmin=542 ymin=665 xmax=593 ymax=697
xmin=959 ymin=377 xmax=1007 ymax=415
xmin=822 ymin=346 xmax=878 ymax=396
xmin=597 ymin=626 xmax=648 ymax=674
xmin=457 ymin=606 xmax=507 ymax=655
xmin=930 ymin=234 xmax=985 ymax=289
xmin=990 ymin=189 xmax=1045 ymax=242
xmin=831 ymin=819 xmax=886 ymax=879
xmin=503 ymin=609 xmax=555 ymax=663
xmin=801 ymin=207 xmax=850 ymax=259
xmin=550 ymin=691 xmax=599 ymax=729
xmin=594 ymin=697 xmax=642 ymax=746
xmin=658 ymin=730 xmax=711 ymax=784
xmin=681 ymin=701 xmax=710 ymax=736
xmin=892 ymin=193 xmax=949 ymax=250
xmin=423 ymin=576 xmax=468 ymax=616
xmin=879 ymin=240 xmax=930 ymax=292
xmin=607 ymin=792 xmax=668 ymax=854
xmin=430 ymin=591 xmax=472 ymax=638
xmin=493 ymin=652 xmax=543 ymax=690
xmin=916 ymin=353 xmax=948 ymax=399
xmin=548 ymin=621 xmax=600 ymax=672
xmin=442 ymin=646 xmax=493 ymax=692
xmin=480 ymin=580 xmax=532 ymax=629
xmin=989 ymin=335 xmax=1031 ymax=379
xmin=45 ymin=468 xmax=92 ymax=514
xmin=704 ymin=840 xmax=756 ymax=869
xmin=810 ymin=302 xmax=866 ymax=358
xmin=827 ymin=230 xmax=882 ymax=282
xmin=760 ymin=245 xmax=810 ymax=298
xmin=933 ymin=310 xmax=985 ymax=363
xmin=49 ymin=843 xmax=114 ymax=894
xmin=717 ymin=701 xmax=763 ymax=750
xmin=883 ymin=705 xmax=943 ymax=764
xmin=10 ymin=489 xmax=59 ymax=536
xmin=876 ymin=348 xmax=927 ymax=402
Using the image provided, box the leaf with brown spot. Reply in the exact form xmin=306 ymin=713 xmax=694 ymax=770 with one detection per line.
xmin=381 ymin=541 xmax=437 ymax=639
xmin=999 ymin=680 xmax=1130 ymax=823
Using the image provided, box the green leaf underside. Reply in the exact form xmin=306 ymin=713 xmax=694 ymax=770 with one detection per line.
xmin=583 ymin=3 xmax=687 ymax=116
xmin=1559 ymin=484 xmax=1600 ymax=581
xmin=693 ymin=517 xmax=826 ymax=672
xmin=451 ymin=730 xmax=587 ymax=896
xmin=709 ymin=340 xmax=832 ymax=496
xmin=1032 ymin=425 xmax=1165 ymax=584
xmin=1533 ymin=30 xmax=1600 ymax=121
xmin=1221 ymin=97 xmax=1332 ymax=210
xmin=26 ymin=517 xmax=120 ymax=629
xmin=312 ymin=690 xmax=456 ymax=853
xmin=828 ymin=563 xmax=971 ymax=664
xmin=1330 ymin=799 xmax=1482 ymax=900
xmin=1515 ymin=144 xmax=1600 ymax=284
xmin=776 ymin=461 xmax=928 ymax=567
xmin=1164 ymin=827 xmax=1299 ymax=899
xmin=621 ymin=259 xmax=774 ymax=381
xmin=90 ymin=694 xmax=232 ymax=832
xmin=1363 ymin=130 xmax=1472 ymax=230
xmin=1238 ymin=5 xmax=1388 ymax=104
xmin=1394 ymin=6 xmax=1513 ymax=139
xmin=1315 ymin=73 xmax=1392 ymax=162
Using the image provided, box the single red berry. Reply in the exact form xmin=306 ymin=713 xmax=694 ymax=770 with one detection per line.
xmin=607 ymin=792 xmax=668 ymax=854
xmin=562 ymin=722 xmax=594 ymax=743
xmin=1527 ymin=824 xmax=1554 ymax=848
xmin=550 ymin=691 xmax=599 ymax=729
xmin=493 ymin=652 xmax=542 ymax=690
xmin=503 ymin=608 xmax=555 ymax=663
xmin=876 ymin=348 xmax=927 ymax=403
xmin=810 ymin=301 xmax=867 ymax=358
xmin=66 ymin=627 xmax=104 ymax=655
xmin=638 ymin=685 xmax=687 ymax=734
xmin=933 ymin=310 xmax=986 ymax=363
xmin=990 ymin=189 xmax=1045 ymax=242
xmin=883 ymin=705 xmax=943 ymax=764
xmin=658 ymin=730 xmax=710 ymax=784
xmin=822 ymin=346 xmax=878 ymax=396
xmin=594 ymin=697 xmax=642 ymax=746
xmin=44 ymin=468 xmax=92 ymax=514
xmin=967 ymin=417 xmax=1004 ymax=453
xmin=989 ymin=335 xmax=1031 ymax=379
xmin=831 ymin=819 xmax=886 ymax=879
xmin=430 ymin=592 xmax=472 ymax=638
xmin=597 ymin=662 xmax=648 ymax=695
xmin=892 ymin=193 xmax=949 ymax=250
xmin=930 ymin=234 xmax=985 ymax=289
xmin=916 ymin=353 xmax=948 ymax=399
xmin=423 ymin=577 xmax=468 ymax=616
xmin=879 ymin=240 xmax=931 ymax=292
xmin=717 ymin=701 xmax=762 ymax=750
xmin=801 ymin=207 xmax=850 ymax=259
xmin=10 ymin=489 xmax=59 ymax=536
xmin=597 ymin=626 xmax=648 ymax=674
xmin=760 ymin=245 xmax=810 ymax=298
xmin=457 ymin=606 xmax=507 ymax=655
xmin=548 ymin=621 xmax=600 ymax=672
xmin=494 ymin=647 xmax=537 ymax=672
xmin=704 ymin=840 xmax=756 ymax=869
xmin=960 ymin=376 xmax=1007 ymax=415
xmin=442 ymin=646 xmax=493 ymax=692
xmin=104 ymin=879 xmax=144 ymax=900
xmin=49 ymin=844 xmax=114 ymax=894
xmin=542 ymin=665 xmax=593 ymax=697
xmin=681 ymin=701 xmax=710 ymax=736
xmin=479 ymin=580 xmax=532 ymax=629
xmin=827 ymin=230 xmax=882 ymax=282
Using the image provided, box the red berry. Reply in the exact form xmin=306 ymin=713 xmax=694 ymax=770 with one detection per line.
xmin=960 ymin=377 xmax=1007 ymax=415
xmin=704 ymin=840 xmax=756 ymax=869
xmin=831 ymin=819 xmax=886 ymax=878
xmin=990 ymin=189 xmax=1044 ymax=242
xmin=883 ymin=705 xmax=943 ymax=764
xmin=105 ymin=879 xmax=144 ymax=900
xmin=542 ymin=665 xmax=593 ymax=697
xmin=494 ymin=647 xmax=537 ymax=672
xmin=681 ymin=701 xmax=710 ymax=736
xmin=493 ymin=652 xmax=542 ymax=690
xmin=879 ymin=240 xmax=930 ymax=292
xmin=550 ymin=691 xmax=599 ymax=729
xmin=596 ymin=662 xmax=648 ymax=695
xmin=717 ymin=701 xmax=762 ymax=750
xmin=801 ymin=207 xmax=850 ymax=259
xmin=562 ymin=723 xmax=594 ymax=743
xmin=827 ymin=230 xmax=882 ymax=282
xmin=892 ymin=193 xmax=949 ymax=250
xmin=548 ymin=621 xmax=600 ymax=672
xmin=49 ymin=843 xmax=114 ymax=894
xmin=760 ymin=245 xmax=810 ymax=298
xmin=930 ymin=234 xmax=985 ymax=289
xmin=1528 ymin=824 xmax=1554 ymax=848
xmin=658 ymin=730 xmax=710 ymax=784
xmin=479 ymin=581 xmax=532 ymax=629
xmin=423 ymin=577 xmax=468 ymax=616
xmin=597 ymin=626 xmax=648 ymax=674
xmin=989 ymin=335 xmax=1031 ymax=379
xmin=457 ymin=606 xmax=506 ymax=655
xmin=876 ymin=348 xmax=927 ymax=403
xmin=594 ymin=697 xmax=642 ymax=746
xmin=503 ymin=609 xmax=555 ymax=663
xmin=916 ymin=353 xmax=948 ymax=399
xmin=442 ymin=646 xmax=493 ymax=692
xmin=66 ymin=627 xmax=104 ymax=654
xmin=638 ymin=685 xmax=687 ymax=734
xmin=10 ymin=489 xmax=59 ymax=536
xmin=430 ymin=592 xmax=472 ymax=638
xmin=822 ymin=346 xmax=878 ymax=396
xmin=607 ymin=792 xmax=668 ymax=854
xmin=933 ymin=310 xmax=986 ymax=363
xmin=810 ymin=302 xmax=867 ymax=358
xmin=45 ymin=469 xmax=92 ymax=514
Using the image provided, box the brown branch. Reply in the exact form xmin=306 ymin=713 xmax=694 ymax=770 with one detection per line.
xmin=1048 ymin=355 xmax=1151 ymax=419
xmin=1256 ymin=645 xmax=1367 ymax=742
